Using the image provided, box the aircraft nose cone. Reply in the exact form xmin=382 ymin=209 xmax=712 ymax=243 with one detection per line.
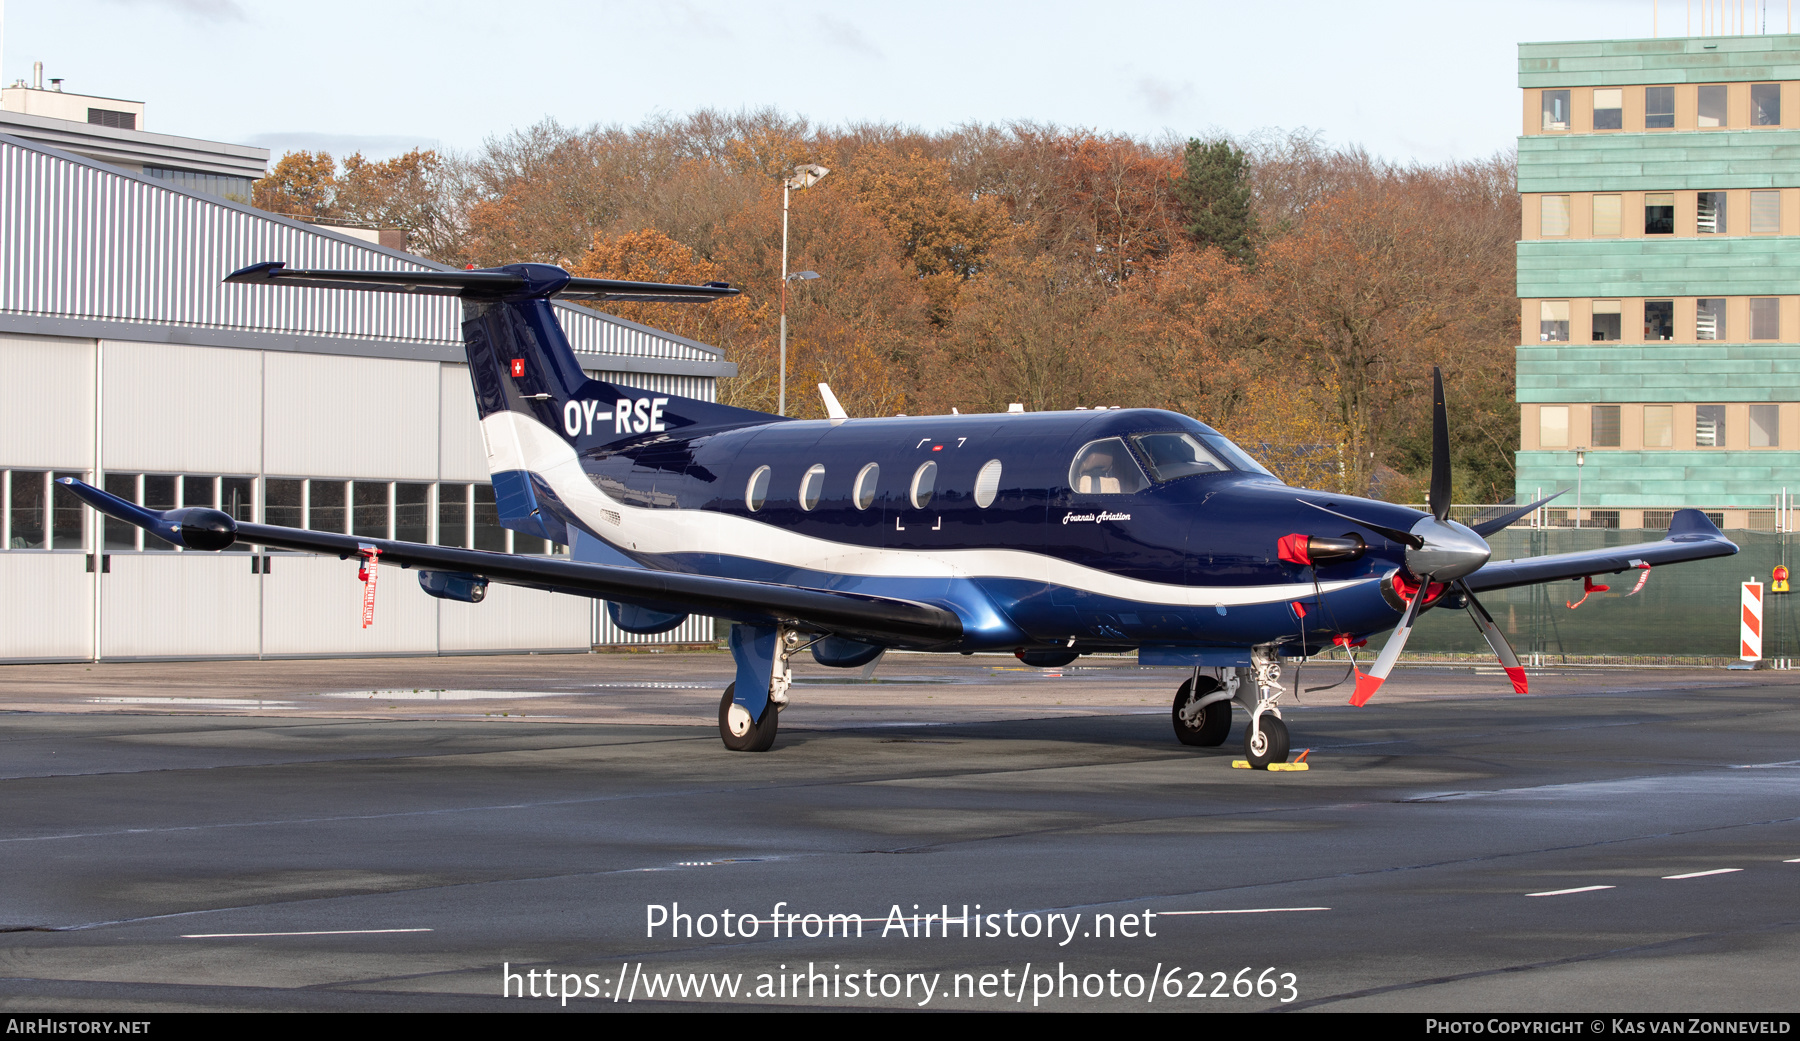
xmin=1404 ymin=516 xmax=1491 ymax=583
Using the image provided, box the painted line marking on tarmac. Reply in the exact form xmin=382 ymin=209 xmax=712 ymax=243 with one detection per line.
xmin=1662 ymin=868 xmax=1744 ymax=880
xmin=1158 ymin=907 xmax=1331 ymax=915
xmin=1785 ymin=858 xmax=1800 ymax=863
xmin=181 ymin=928 xmax=433 ymax=938
xmin=1526 ymin=885 xmax=1616 ymax=897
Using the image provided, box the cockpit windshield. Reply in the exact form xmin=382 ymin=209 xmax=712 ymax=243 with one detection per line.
xmin=1197 ymin=433 xmax=1278 ymax=480
xmin=1131 ymin=432 xmax=1228 ymax=481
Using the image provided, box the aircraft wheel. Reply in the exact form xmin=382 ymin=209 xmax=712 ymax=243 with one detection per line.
xmin=718 ymin=682 xmax=778 ymax=752
xmin=1243 ymin=714 xmax=1289 ymax=770
xmin=1172 ymin=677 xmax=1231 ymax=747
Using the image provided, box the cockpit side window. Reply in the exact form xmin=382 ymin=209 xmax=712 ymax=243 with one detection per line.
xmin=1068 ymin=438 xmax=1149 ymax=495
xmin=1132 ymin=432 xmax=1228 ymax=482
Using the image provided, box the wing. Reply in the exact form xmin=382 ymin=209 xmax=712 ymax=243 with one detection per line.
xmin=1465 ymin=509 xmax=1737 ymax=593
xmin=224 ymin=261 xmax=739 ymax=303
xmin=61 ymin=479 xmax=961 ymax=648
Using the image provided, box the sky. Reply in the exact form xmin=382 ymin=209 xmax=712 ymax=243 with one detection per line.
xmin=0 ymin=0 xmax=1763 ymax=166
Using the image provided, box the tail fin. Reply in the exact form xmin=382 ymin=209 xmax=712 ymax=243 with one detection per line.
xmin=225 ymin=260 xmax=776 ymax=542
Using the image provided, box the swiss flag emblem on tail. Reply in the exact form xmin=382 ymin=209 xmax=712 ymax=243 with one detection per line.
xmin=511 ymin=358 xmax=525 ymax=378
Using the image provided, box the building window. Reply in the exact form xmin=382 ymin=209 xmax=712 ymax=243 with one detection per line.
xmin=8 ymin=470 xmax=46 ymax=549
xmin=1751 ymin=404 xmax=1780 ymax=447
xmin=1592 ymin=300 xmax=1622 ymax=341
xmin=103 ymin=474 xmax=137 ymax=549
xmin=1586 ymin=510 xmax=1621 ymax=529
xmin=396 ymin=483 xmax=431 ymax=543
xmin=352 ymin=481 xmax=389 ymax=539
xmin=473 ymin=484 xmax=507 ymax=552
xmin=1697 ymin=192 xmax=1726 ymax=234
xmin=1751 ymin=190 xmax=1781 ymax=233
xmin=1696 ymin=298 xmax=1726 ymax=340
xmin=1592 ymin=405 xmax=1621 ymax=447
xmin=1752 ymin=83 xmax=1781 ymax=126
xmin=86 ymin=108 xmax=135 ymax=130
xmin=1539 ymin=300 xmax=1570 ymax=342
xmin=1540 ymin=406 xmax=1570 ymax=448
xmin=1593 ymin=194 xmax=1622 ymax=236
xmin=1696 ymin=404 xmax=1725 ymax=447
xmin=1645 ymin=86 xmax=1675 ymax=128
xmin=265 ymin=479 xmax=302 ymax=529
xmin=143 ymin=475 xmax=177 ymax=550
xmin=1540 ymin=195 xmax=1570 ymax=237
xmin=438 ymin=483 xmax=470 ymax=547
xmin=308 ymin=480 xmax=346 ymax=534
xmin=1593 ymin=88 xmax=1623 ymax=129
xmin=1644 ymin=405 xmax=1674 ymax=448
xmin=1542 ymin=90 xmax=1571 ymax=131
xmin=1645 ymin=509 xmax=1724 ymax=528
xmin=1751 ymin=297 xmax=1780 ymax=340
xmin=1645 ymin=300 xmax=1674 ymax=341
xmin=1698 ymin=84 xmax=1728 ymax=127
xmin=1644 ymin=193 xmax=1674 ymax=235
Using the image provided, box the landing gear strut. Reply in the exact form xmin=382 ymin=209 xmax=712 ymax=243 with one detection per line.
xmin=1239 ymin=647 xmax=1290 ymax=769
xmin=1172 ymin=671 xmax=1233 ymax=746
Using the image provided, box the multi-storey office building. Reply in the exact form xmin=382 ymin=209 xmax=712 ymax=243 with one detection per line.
xmin=1517 ymin=35 xmax=1800 ymax=529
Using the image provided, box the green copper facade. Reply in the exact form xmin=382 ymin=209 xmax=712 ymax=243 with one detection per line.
xmin=1516 ymin=35 xmax=1800 ymax=521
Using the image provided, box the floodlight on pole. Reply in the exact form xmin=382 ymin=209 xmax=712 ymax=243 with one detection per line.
xmin=779 ymin=165 xmax=829 ymax=417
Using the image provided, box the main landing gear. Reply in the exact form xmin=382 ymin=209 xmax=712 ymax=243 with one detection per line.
xmin=718 ymin=623 xmax=797 ymax=752
xmin=1169 ymin=647 xmax=1291 ymax=769
xmin=719 ymin=682 xmax=779 ymax=752
xmin=1172 ymin=673 xmax=1233 ymax=746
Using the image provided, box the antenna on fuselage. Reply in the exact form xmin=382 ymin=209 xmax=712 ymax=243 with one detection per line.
xmin=818 ymin=383 xmax=848 ymax=421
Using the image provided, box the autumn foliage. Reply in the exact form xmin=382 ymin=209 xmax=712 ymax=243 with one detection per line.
xmin=254 ymin=114 xmax=1520 ymax=502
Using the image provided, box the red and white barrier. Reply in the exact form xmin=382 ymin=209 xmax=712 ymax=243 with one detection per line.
xmin=1741 ymin=580 xmax=1763 ymax=661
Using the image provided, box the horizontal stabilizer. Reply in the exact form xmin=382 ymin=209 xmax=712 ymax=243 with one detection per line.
xmin=226 ymin=261 xmax=740 ymax=303
xmin=1467 ymin=509 xmax=1736 ymax=593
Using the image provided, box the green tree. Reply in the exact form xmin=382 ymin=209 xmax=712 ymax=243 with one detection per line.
xmin=1172 ymin=138 xmax=1257 ymax=263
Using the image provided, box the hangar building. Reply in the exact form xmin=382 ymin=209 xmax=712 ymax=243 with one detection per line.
xmin=0 ymin=130 xmax=733 ymax=662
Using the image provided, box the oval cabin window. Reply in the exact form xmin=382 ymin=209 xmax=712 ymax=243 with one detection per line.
xmin=973 ymin=459 xmax=1002 ymax=508
xmin=910 ymin=461 xmax=937 ymax=509
xmin=746 ymin=465 xmax=771 ymax=512
xmin=853 ymin=462 xmax=880 ymax=510
xmin=799 ymin=464 xmax=826 ymax=511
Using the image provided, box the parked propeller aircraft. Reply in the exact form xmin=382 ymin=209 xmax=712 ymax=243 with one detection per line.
xmin=64 ymin=262 xmax=1740 ymax=766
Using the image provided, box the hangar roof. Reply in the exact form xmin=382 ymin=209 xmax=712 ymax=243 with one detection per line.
xmin=0 ymin=133 xmax=735 ymax=379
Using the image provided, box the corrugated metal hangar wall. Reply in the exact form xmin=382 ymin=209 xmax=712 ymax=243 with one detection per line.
xmin=0 ymin=133 xmax=735 ymax=662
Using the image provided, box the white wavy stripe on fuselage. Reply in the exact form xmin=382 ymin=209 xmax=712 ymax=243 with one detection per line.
xmin=482 ymin=410 xmax=1371 ymax=608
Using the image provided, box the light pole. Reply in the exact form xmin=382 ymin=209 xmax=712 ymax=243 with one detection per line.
xmin=779 ymin=163 xmax=830 ymax=417
xmin=1575 ymin=447 xmax=1587 ymax=529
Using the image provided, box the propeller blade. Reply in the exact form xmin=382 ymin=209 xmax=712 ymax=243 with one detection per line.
xmin=1468 ymin=489 xmax=1569 ymax=539
xmin=1456 ymin=580 xmax=1527 ymax=694
xmin=1350 ymin=583 xmax=1426 ymax=706
xmin=1300 ymin=500 xmax=1424 ymax=549
xmin=1430 ymin=367 xmax=1451 ymax=524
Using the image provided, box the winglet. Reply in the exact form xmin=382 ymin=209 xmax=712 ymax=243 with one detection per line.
xmin=818 ymin=383 xmax=848 ymax=421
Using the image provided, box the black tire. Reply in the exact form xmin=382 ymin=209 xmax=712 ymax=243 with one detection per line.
xmin=718 ymin=682 xmax=778 ymax=752
xmin=1243 ymin=714 xmax=1289 ymax=770
xmin=1172 ymin=677 xmax=1232 ymax=747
